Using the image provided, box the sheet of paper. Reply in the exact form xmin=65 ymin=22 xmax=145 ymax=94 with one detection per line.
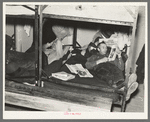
xmin=66 ymin=64 xmax=93 ymax=78
xmin=51 ymin=71 xmax=75 ymax=81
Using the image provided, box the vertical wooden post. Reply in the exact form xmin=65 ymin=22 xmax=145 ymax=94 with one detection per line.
xmin=73 ymin=23 xmax=77 ymax=48
xmin=34 ymin=5 xmax=39 ymax=85
xmin=38 ymin=5 xmax=43 ymax=87
xmin=125 ymin=7 xmax=139 ymax=78
xmin=122 ymin=7 xmax=139 ymax=112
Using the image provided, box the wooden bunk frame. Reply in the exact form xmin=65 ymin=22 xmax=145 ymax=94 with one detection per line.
xmin=5 ymin=4 xmax=139 ymax=112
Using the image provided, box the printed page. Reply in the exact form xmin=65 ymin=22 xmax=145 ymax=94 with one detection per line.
xmin=108 ymin=46 xmax=117 ymax=61
xmin=66 ymin=64 xmax=93 ymax=78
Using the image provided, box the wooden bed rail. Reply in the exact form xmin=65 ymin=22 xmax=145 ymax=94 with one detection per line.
xmin=5 ymin=79 xmax=113 ymax=112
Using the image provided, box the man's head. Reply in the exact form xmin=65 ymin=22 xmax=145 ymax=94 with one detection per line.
xmin=97 ymin=41 xmax=107 ymax=55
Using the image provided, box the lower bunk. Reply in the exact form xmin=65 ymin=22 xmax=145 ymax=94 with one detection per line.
xmin=5 ymin=76 xmax=126 ymax=112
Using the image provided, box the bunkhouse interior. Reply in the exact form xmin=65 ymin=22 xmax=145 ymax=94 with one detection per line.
xmin=4 ymin=3 xmax=146 ymax=114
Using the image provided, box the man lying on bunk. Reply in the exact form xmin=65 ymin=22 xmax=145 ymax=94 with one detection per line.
xmin=80 ymin=39 xmax=138 ymax=101
xmin=47 ymin=36 xmax=124 ymax=89
xmin=5 ymin=24 xmax=72 ymax=81
xmin=83 ymin=39 xmax=138 ymax=101
xmin=85 ymin=40 xmax=125 ymax=88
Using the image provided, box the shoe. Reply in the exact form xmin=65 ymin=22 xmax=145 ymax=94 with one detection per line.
xmin=128 ymin=73 xmax=137 ymax=88
xmin=126 ymin=81 xmax=138 ymax=101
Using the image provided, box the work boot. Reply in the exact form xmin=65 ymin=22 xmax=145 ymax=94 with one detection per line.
xmin=126 ymin=81 xmax=138 ymax=101
xmin=128 ymin=73 xmax=137 ymax=87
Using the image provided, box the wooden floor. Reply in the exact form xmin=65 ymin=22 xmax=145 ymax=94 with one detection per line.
xmin=112 ymin=84 xmax=144 ymax=112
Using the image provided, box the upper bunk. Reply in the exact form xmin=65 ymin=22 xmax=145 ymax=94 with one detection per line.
xmin=5 ymin=4 xmax=139 ymax=26
xmin=5 ymin=4 xmax=35 ymax=19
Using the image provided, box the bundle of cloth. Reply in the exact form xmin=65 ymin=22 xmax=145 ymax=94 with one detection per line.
xmin=5 ymin=34 xmax=48 ymax=83
xmin=92 ymin=24 xmax=130 ymax=50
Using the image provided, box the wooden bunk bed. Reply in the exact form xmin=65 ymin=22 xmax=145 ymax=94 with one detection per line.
xmin=5 ymin=4 xmax=139 ymax=112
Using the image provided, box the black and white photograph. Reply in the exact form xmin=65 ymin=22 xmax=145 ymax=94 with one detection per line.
xmin=3 ymin=2 xmax=148 ymax=119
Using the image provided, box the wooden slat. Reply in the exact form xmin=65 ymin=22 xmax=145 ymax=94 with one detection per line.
xmin=5 ymin=91 xmax=111 ymax=112
xmin=5 ymin=80 xmax=113 ymax=111
xmin=43 ymin=14 xmax=133 ymax=26
xmin=6 ymin=5 xmax=35 ymax=15
xmin=124 ymin=6 xmax=136 ymax=19
xmin=73 ymin=23 xmax=77 ymax=48
xmin=5 ymin=79 xmax=119 ymax=101
xmin=6 ymin=15 xmax=35 ymax=19
xmin=41 ymin=5 xmax=48 ymax=12
xmin=22 ymin=5 xmax=35 ymax=12
xmin=44 ymin=78 xmax=117 ymax=93
xmin=125 ymin=7 xmax=139 ymax=77
xmin=38 ymin=5 xmax=43 ymax=86
xmin=121 ymin=7 xmax=139 ymax=112
xmin=34 ymin=5 xmax=39 ymax=85
xmin=43 ymin=5 xmax=135 ymax=23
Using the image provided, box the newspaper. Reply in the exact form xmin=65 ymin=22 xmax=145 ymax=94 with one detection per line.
xmin=108 ymin=45 xmax=117 ymax=61
xmin=66 ymin=64 xmax=93 ymax=78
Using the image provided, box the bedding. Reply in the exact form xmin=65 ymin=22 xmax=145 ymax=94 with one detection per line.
xmin=6 ymin=39 xmax=125 ymax=87
xmin=5 ymin=27 xmax=127 ymax=103
xmin=61 ymin=52 xmax=124 ymax=87
xmin=5 ymin=41 xmax=123 ymax=103
xmin=45 ymin=55 xmax=121 ymax=102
